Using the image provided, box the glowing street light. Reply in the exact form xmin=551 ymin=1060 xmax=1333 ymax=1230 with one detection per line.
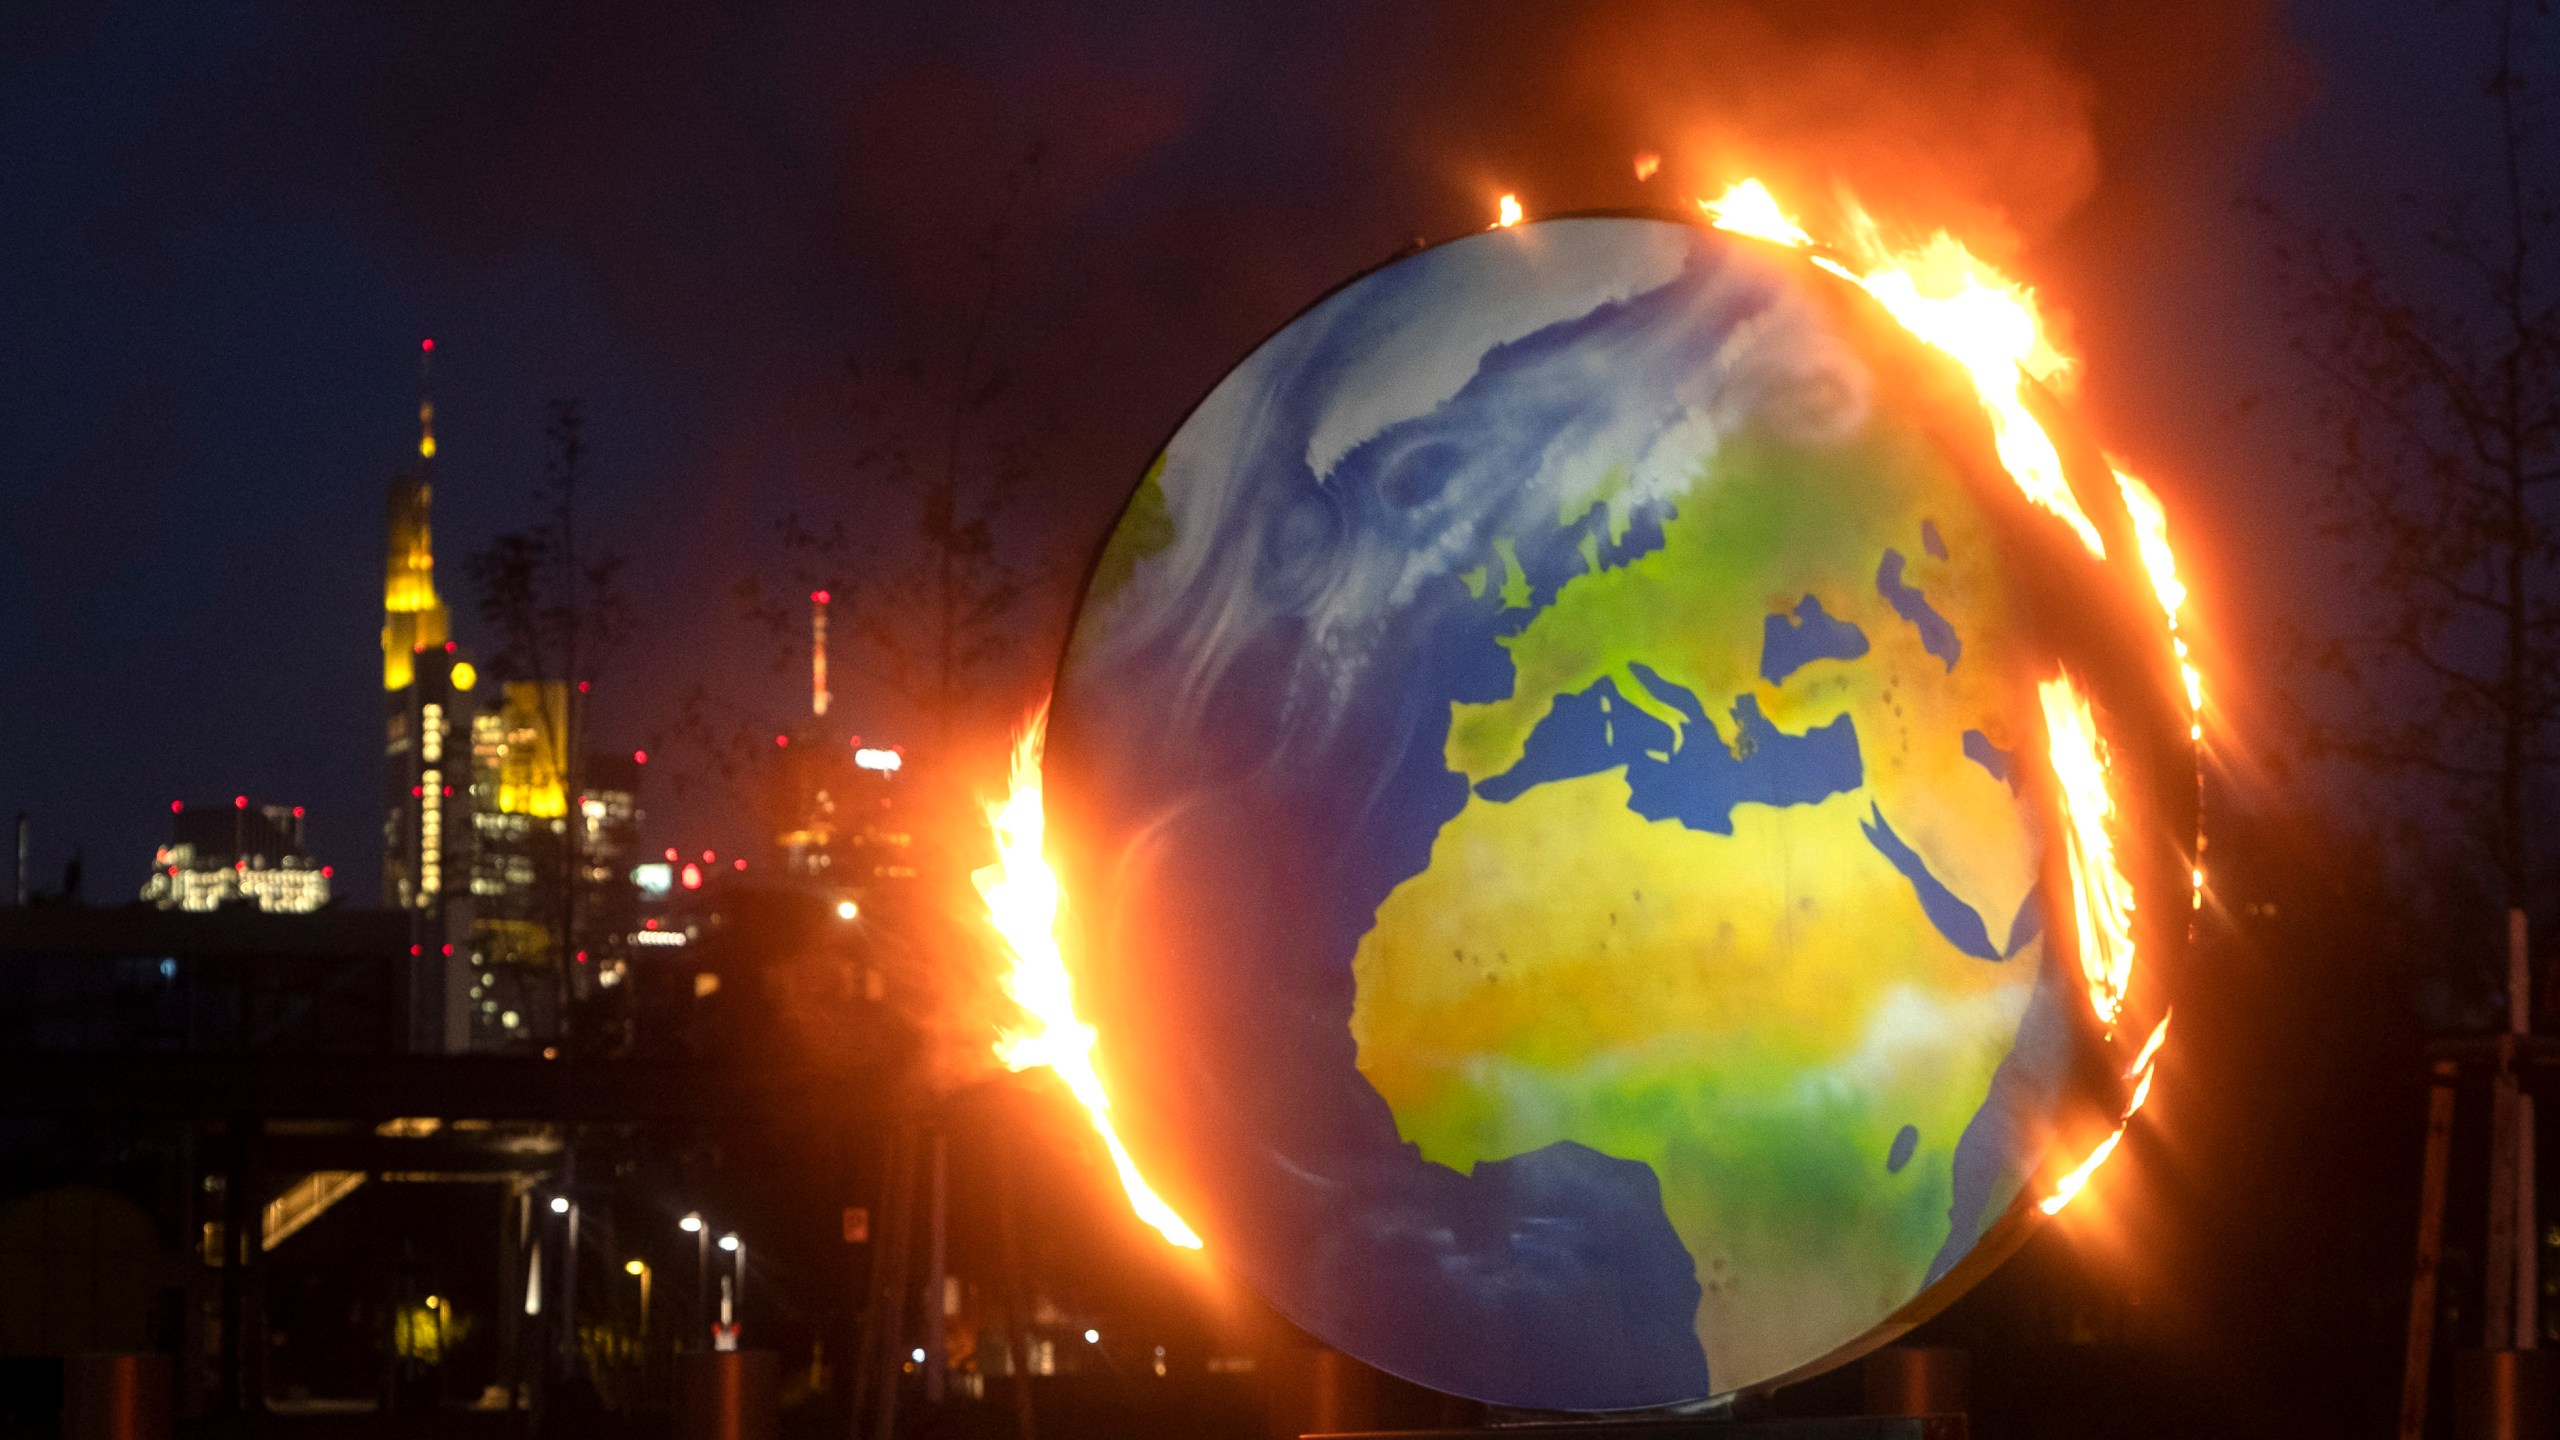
xmin=681 ymin=1212 xmax=710 ymax=1351
xmin=835 ymin=900 xmax=859 ymax=921
xmin=718 ymin=1232 xmax=739 ymax=1253
xmin=625 ymin=1259 xmax=652 ymax=1337
xmin=549 ymin=1196 xmax=570 ymax=1215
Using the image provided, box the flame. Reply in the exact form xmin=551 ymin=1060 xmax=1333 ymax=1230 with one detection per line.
xmin=978 ymin=710 xmax=1203 ymax=1250
xmin=2039 ymin=672 xmax=2137 ymax=1030
xmin=2040 ymin=1011 xmax=2173 ymax=1215
xmin=1833 ymin=231 xmax=2100 ymax=557
xmin=2113 ymin=465 xmax=2204 ymax=717
xmin=1700 ymin=179 xmax=1812 ymax=248
xmin=1633 ymin=152 xmax=1661 ymax=183
xmin=1494 ymin=193 xmax=1524 ymax=229
xmin=1700 ymin=179 xmax=2101 ymax=558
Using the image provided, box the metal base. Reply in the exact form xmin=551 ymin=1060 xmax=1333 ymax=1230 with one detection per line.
xmin=1311 ymin=1419 xmax=1964 ymax=1440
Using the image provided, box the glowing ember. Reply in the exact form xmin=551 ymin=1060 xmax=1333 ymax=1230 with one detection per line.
xmin=2041 ymin=1012 xmax=2173 ymax=1215
xmin=979 ymin=710 xmax=1203 ymax=1250
xmin=2039 ymin=672 xmax=2137 ymax=1030
xmin=1633 ymin=152 xmax=1661 ymax=182
xmin=1700 ymin=178 xmax=1812 ymax=248
xmin=1494 ymin=193 xmax=1524 ymax=229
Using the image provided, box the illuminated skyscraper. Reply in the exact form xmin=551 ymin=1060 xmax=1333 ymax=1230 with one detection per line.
xmin=378 ymin=341 xmax=481 ymax=1051
xmin=141 ymin=798 xmax=333 ymax=913
xmin=768 ymin=588 xmax=916 ymax=891
xmin=381 ymin=341 xmax=475 ymax=919
xmin=465 ymin=680 xmax=565 ymax=1047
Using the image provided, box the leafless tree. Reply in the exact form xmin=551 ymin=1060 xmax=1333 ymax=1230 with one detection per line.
xmin=750 ymin=142 xmax=1056 ymax=757
xmin=2286 ymin=3 xmax=2560 ymax=922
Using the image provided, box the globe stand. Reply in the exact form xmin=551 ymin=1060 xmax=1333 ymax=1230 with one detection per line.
xmin=1308 ymin=1419 xmax=1962 ymax=1440
xmin=1309 ymin=1346 xmax=1970 ymax=1440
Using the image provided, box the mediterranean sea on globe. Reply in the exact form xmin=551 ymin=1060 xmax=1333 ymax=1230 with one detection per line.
xmin=1047 ymin=215 xmax=2097 ymax=1410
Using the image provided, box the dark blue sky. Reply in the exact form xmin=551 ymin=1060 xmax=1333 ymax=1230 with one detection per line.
xmin=0 ymin=0 xmax=2538 ymax=900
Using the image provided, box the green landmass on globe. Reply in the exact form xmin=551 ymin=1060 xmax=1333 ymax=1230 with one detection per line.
xmin=1348 ymin=419 xmax=2049 ymax=1386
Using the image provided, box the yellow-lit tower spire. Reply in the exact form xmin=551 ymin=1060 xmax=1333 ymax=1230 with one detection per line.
xmin=382 ymin=338 xmax=449 ymax=690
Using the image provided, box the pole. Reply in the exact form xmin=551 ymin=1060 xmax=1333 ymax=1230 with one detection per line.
xmin=2490 ymin=909 xmax=2530 ymax=1346
xmin=734 ymin=1237 xmax=747 ymax=1341
xmin=997 ymin=1148 xmax=1039 ymax=1440
xmin=696 ymin=1221 xmax=710 ymax=1351
xmin=856 ymin=1123 xmax=921 ymax=1440
xmin=2517 ymin=912 xmax=2540 ymax=1351
xmin=2402 ymin=1059 xmax=2461 ymax=1440
xmin=924 ymin=1134 xmax=948 ymax=1404
xmin=558 ymin=1146 xmax=580 ymax=1391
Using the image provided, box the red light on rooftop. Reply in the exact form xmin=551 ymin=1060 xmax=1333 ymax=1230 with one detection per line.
xmin=410 ymin=944 xmax=423 ymax=956
xmin=441 ymin=943 xmax=454 ymax=956
xmin=320 ymin=866 xmax=333 ymax=878
xmin=443 ymin=641 xmax=456 ymax=653
xmin=701 ymin=850 xmax=715 ymax=864
xmin=664 ymin=847 xmax=679 ymax=862
xmin=234 ymin=795 xmax=247 ymax=809
xmin=812 ymin=589 xmax=831 ymax=605
xmin=578 ymin=680 xmax=591 ymax=694
xmin=633 ymin=749 xmax=648 ymax=765
xmin=170 ymin=801 xmax=183 ymax=814
xmin=291 ymin=806 xmax=305 ymax=818
xmin=421 ymin=338 xmax=435 ymax=353
xmin=576 ymin=951 xmax=589 ymax=963
xmin=775 ymin=734 xmax=789 ymax=748
xmin=731 ymin=858 xmax=746 ymax=871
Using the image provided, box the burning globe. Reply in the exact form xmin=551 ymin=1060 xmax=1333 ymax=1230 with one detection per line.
xmin=1032 ymin=207 xmax=2191 ymax=1409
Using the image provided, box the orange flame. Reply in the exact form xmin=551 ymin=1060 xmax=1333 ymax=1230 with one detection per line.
xmin=2041 ymin=1011 xmax=2173 ymax=1215
xmin=1700 ymin=178 xmax=1813 ymax=248
xmin=978 ymin=710 xmax=1203 ymax=1250
xmin=1701 ymin=180 xmax=2102 ymax=558
xmin=1832 ymin=232 xmax=2100 ymax=558
xmin=2039 ymin=672 xmax=2137 ymax=1031
xmin=2113 ymin=465 xmax=2204 ymax=719
xmin=1494 ymin=193 xmax=1524 ymax=229
xmin=1633 ymin=152 xmax=1662 ymax=183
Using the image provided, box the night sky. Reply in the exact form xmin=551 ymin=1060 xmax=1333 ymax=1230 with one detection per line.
xmin=0 ymin=0 xmax=2535 ymax=902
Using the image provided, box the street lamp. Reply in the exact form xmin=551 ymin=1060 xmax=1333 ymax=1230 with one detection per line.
xmin=625 ymin=1259 xmax=651 ymax=1340
xmin=719 ymin=1233 xmax=744 ymax=1335
xmin=680 ymin=1213 xmax=707 ymax=1350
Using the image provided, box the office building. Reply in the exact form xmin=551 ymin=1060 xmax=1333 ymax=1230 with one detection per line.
xmin=140 ymin=798 xmax=332 ymax=914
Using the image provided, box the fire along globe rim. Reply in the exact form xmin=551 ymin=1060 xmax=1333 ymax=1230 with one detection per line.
xmin=1045 ymin=210 xmax=2192 ymax=1409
